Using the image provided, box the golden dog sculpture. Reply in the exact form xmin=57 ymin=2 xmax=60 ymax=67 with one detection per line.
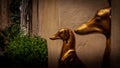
xmin=50 ymin=28 xmax=85 ymax=68
xmin=74 ymin=7 xmax=111 ymax=68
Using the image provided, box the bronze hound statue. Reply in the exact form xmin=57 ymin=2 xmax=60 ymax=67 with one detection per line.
xmin=50 ymin=28 xmax=85 ymax=68
xmin=74 ymin=7 xmax=111 ymax=68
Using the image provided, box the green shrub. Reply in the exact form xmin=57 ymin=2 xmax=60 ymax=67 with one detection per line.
xmin=6 ymin=35 xmax=48 ymax=68
xmin=2 ymin=24 xmax=20 ymax=40
xmin=0 ymin=23 xmax=21 ymax=52
xmin=1 ymin=14 xmax=48 ymax=67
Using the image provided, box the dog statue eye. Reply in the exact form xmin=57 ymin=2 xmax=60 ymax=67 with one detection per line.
xmin=96 ymin=19 xmax=100 ymax=22
xmin=96 ymin=17 xmax=101 ymax=22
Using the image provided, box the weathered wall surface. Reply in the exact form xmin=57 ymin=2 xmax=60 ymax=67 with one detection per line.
xmin=0 ymin=0 xmax=10 ymax=31
xmin=111 ymin=0 xmax=120 ymax=68
xmin=39 ymin=0 xmax=60 ymax=68
xmin=32 ymin=0 xmax=120 ymax=68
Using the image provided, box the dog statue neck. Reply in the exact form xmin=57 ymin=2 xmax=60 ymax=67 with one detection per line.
xmin=102 ymin=36 xmax=111 ymax=68
xmin=60 ymin=31 xmax=75 ymax=58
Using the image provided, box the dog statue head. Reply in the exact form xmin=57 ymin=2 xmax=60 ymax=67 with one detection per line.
xmin=75 ymin=7 xmax=111 ymax=38
xmin=50 ymin=28 xmax=71 ymax=41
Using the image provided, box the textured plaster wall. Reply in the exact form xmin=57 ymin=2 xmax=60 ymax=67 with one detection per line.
xmin=111 ymin=0 xmax=120 ymax=68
